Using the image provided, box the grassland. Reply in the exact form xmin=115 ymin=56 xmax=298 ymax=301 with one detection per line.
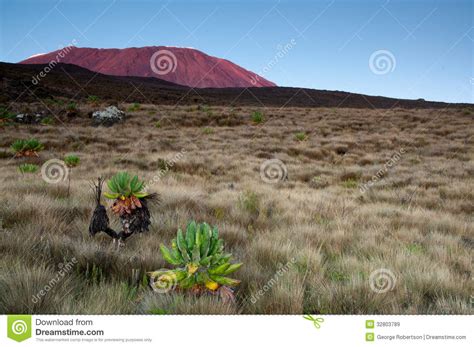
xmin=0 ymin=103 xmax=473 ymax=314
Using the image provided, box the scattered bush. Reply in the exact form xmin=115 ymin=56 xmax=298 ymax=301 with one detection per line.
xmin=341 ymin=178 xmax=358 ymax=189
xmin=66 ymin=102 xmax=77 ymax=111
xmin=295 ymin=132 xmax=308 ymax=141
xmin=239 ymin=190 xmax=260 ymax=216
xmin=251 ymin=111 xmax=264 ymax=124
xmin=0 ymin=107 xmax=15 ymax=125
xmin=128 ymin=103 xmax=141 ymax=112
xmin=87 ymin=95 xmax=100 ymax=104
xmin=18 ymin=163 xmax=39 ymax=174
xmin=64 ymin=154 xmax=80 ymax=168
xmin=40 ymin=116 xmax=54 ymax=125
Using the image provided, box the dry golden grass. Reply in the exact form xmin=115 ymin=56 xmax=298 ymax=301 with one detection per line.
xmin=0 ymin=103 xmax=473 ymax=314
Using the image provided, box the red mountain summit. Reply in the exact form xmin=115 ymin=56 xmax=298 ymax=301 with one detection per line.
xmin=20 ymin=46 xmax=276 ymax=88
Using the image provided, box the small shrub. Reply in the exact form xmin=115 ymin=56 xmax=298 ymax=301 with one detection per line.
xmin=44 ymin=98 xmax=64 ymax=106
xmin=18 ymin=163 xmax=39 ymax=174
xmin=406 ymin=243 xmax=425 ymax=254
xmin=328 ymin=270 xmax=349 ymax=282
xmin=87 ymin=95 xmax=100 ymax=104
xmin=128 ymin=103 xmax=141 ymax=112
xmin=462 ymin=108 xmax=473 ymax=116
xmin=0 ymin=107 xmax=15 ymax=125
xmin=203 ymin=127 xmax=213 ymax=134
xmin=66 ymin=102 xmax=77 ymax=111
xmin=64 ymin=154 xmax=80 ymax=168
xmin=295 ymin=132 xmax=308 ymax=141
xmin=198 ymin=104 xmax=210 ymax=113
xmin=155 ymin=121 xmax=161 ymax=128
xmin=251 ymin=111 xmax=264 ymax=124
xmin=40 ymin=116 xmax=54 ymax=125
xmin=310 ymin=176 xmax=329 ymax=189
xmin=238 ymin=190 xmax=260 ymax=216
xmin=341 ymin=178 xmax=358 ymax=189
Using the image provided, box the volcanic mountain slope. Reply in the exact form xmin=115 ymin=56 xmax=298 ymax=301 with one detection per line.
xmin=2 ymin=62 xmax=471 ymax=109
xmin=20 ymin=46 xmax=276 ymax=88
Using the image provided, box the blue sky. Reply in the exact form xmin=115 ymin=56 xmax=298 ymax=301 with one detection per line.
xmin=0 ymin=0 xmax=472 ymax=103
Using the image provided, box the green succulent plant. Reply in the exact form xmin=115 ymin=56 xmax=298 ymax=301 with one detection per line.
xmin=11 ymin=138 xmax=44 ymax=157
xmin=64 ymin=154 xmax=80 ymax=168
xmin=0 ymin=107 xmax=15 ymax=125
xmin=150 ymin=221 xmax=242 ymax=292
xmin=18 ymin=163 xmax=39 ymax=174
xmin=104 ymin=172 xmax=148 ymax=200
xmin=87 ymin=95 xmax=100 ymax=104
xmin=128 ymin=103 xmax=141 ymax=112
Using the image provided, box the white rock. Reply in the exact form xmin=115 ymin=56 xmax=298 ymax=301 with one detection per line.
xmin=92 ymin=106 xmax=125 ymax=126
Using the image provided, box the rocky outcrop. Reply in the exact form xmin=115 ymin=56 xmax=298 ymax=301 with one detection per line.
xmin=92 ymin=106 xmax=125 ymax=126
xmin=15 ymin=112 xmax=48 ymax=124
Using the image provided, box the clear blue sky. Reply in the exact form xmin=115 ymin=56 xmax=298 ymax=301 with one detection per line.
xmin=0 ymin=0 xmax=472 ymax=103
